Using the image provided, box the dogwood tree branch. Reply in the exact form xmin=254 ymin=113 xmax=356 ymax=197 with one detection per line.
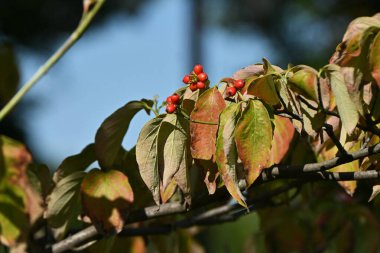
xmin=260 ymin=142 xmax=380 ymax=181
xmin=49 ymin=142 xmax=380 ymax=253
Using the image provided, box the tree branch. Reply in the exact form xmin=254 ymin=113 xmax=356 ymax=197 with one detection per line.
xmin=49 ymin=142 xmax=380 ymax=253
xmin=260 ymin=142 xmax=380 ymax=181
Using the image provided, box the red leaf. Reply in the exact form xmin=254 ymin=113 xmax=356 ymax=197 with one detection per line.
xmin=190 ymin=87 xmax=226 ymax=161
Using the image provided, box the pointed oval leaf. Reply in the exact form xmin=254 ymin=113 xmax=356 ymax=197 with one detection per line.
xmin=288 ymin=67 xmax=318 ymax=101
xmin=269 ymin=116 xmax=295 ymax=165
xmin=95 ymin=99 xmax=153 ymax=169
xmin=246 ymin=75 xmax=280 ymax=106
xmin=215 ymin=103 xmax=246 ymax=207
xmin=46 ymin=171 xmax=85 ymax=229
xmin=160 ymin=114 xmax=191 ymax=203
xmin=136 ymin=116 xmax=165 ymax=205
xmin=370 ymin=32 xmax=380 ymax=88
xmin=190 ymin=87 xmax=226 ymax=161
xmin=81 ymin=169 xmax=134 ymax=233
xmin=235 ymin=100 xmax=273 ymax=187
xmin=325 ymin=64 xmax=359 ymax=134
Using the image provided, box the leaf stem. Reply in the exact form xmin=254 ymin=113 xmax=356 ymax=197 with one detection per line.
xmin=0 ymin=0 xmax=106 ymax=121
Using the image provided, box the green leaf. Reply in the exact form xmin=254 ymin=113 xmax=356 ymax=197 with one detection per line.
xmin=340 ymin=67 xmax=365 ymax=116
xmin=246 ymin=75 xmax=280 ymax=106
xmin=370 ymin=31 xmax=380 ymax=88
xmin=53 ymin=144 xmax=96 ymax=183
xmin=46 ymin=171 xmax=84 ymax=234
xmin=160 ymin=114 xmax=191 ymax=204
xmin=262 ymin=58 xmax=278 ymax=75
xmin=0 ymin=135 xmax=42 ymax=246
xmin=269 ymin=116 xmax=295 ymax=165
xmin=215 ymin=103 xmax=246 ymax=207
xmin=190 ymin=87 xmax=226 ymax=160
xmin=95 ymin=99 xmax=153 ymax=169
xmin=288 ymin=66 xmax=318 ymax=101
xmin=136 ymin=116 xmax=165 ymax=205
xmin=235 ymin=100 xmax=273 ymax=187
xmin=325 ymin=64 xmax=359 ymax=134
xmin=80 ymin=169 xmax=134 ymax=233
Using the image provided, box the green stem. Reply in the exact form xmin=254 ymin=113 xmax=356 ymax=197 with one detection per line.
xmin=0 ymin=0 xmax=106 ymax=121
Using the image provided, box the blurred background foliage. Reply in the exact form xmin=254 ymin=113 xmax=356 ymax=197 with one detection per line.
xmin=1 ymin=0 xmax=380 ymax=252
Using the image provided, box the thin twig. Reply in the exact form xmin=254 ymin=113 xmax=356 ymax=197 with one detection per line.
xmin=322 ymin=123 xmax=347 ymax=155
xmin=0 ymin=0 xmax=106 ymax=121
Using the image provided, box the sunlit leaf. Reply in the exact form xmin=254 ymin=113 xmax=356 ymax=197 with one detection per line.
xmin=269 ymin=116 xmax=295 ymax=165
xmin=340 ymin=67 xmax=365 ymax=116
xmin=81 ymin=169 xmax=134 ymax=233
xmin=235 ymin=100 xmax=273 ymax=187
xmin=160 ymin=178 xmax=177 ymax=203
xmin=215 ymin=103 xmax=246 ymax=207
xmin=288 ymin=66 xmax=318 ymax=101
xmin=246 ymin=75 xmax=280 ymax=106
xmin=190 ymin=87 xmax=226 ymax=161
xmin=324 ymin=64 xmax=359 ymax=135
xmin=95 ymin=99 xmax=153 ymax=169
xmin=370 ymin=32 xmax=380 ymax=88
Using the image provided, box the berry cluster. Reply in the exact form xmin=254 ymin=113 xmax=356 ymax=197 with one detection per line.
xmin=183 ymin=64 xmax=209 ymax=92
xmin=166 ymin=93 xmax=180 ymax=113
xmin=226 ymin=79 xmax=245 ymax=97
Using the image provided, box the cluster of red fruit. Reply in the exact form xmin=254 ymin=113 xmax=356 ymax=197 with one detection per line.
xmin=226 ymin=79 xmax=245 ymax=97
xmin=182 ymin=64 xmax=209 ymax=91
xmin=165 ymin=93 xmax=180 ymax=113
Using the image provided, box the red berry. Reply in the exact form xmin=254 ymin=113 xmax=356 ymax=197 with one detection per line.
xmin=183 ymin=75 xmax=190 ymax=84
xmin=196 ymin=81 xmax=206 ymax=89
xmin=171 ymin=93 xmax=180 ymax=104
xmin=193 ymin=64 xmax=203 ymax=75
xmin=197 ymin=72 xmax=208 ymax=82
xmin=234 ymin=79 xmax=245 ymax=90
xmin=189 ymin=83 xmax=198 ymax=91
xmin=226 ymin=86 xmax=237 ymax=97
xmin=166 ymin=96 xmax=173 ymax=104
xmin=166 ymin=104 xmax=176 ymax=114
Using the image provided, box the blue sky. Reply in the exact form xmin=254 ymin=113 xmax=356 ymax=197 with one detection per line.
xmin=18 ymin=0 xmax=276 ymax=168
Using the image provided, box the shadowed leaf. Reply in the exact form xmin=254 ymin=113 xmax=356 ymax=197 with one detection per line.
xmin=160 ymin=114 xmax=191 ymax=204
xmin=95 ymin=100 xmax=153 ymax=169
xmin=81 ymin=169 xmax=134 ymax=233
xmin=190 ymin=87 xmax=226 ymax=161
xmin=215 ymin=103 xmax=246 ymax=207
xmin=235 ymin=100 xmax=273 ymax=187
xmin=136 ymin=116 xmax=165 ymax=205
xmin=269 ymin=116 xmax=295 ymax=165
xmin=46 ymin=171 xmax=84 ymax=237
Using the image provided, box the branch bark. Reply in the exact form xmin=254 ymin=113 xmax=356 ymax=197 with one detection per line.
xmin=49 ymin=142 xmax=380 ymax=253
